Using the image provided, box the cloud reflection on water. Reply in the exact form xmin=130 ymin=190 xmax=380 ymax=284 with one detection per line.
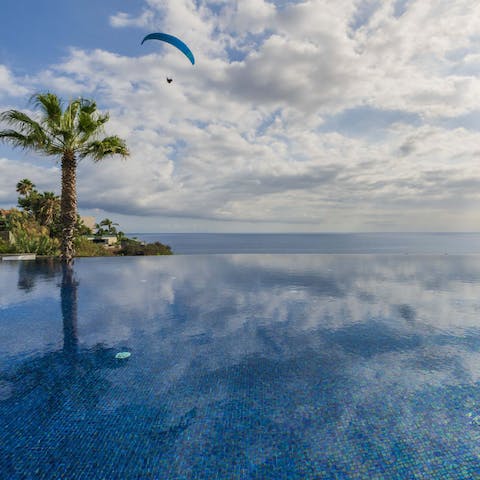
xmin=2 ymin=254 xmax=480 ymax=477
xmin=3 ymin=255 xmax=480 ymax=385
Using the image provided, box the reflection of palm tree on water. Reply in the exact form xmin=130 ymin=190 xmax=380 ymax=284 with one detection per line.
xmin=61 ymin=263 xmax=79 ymax=356
xmin=5 ymin=262 xmax=125 ymax=385
xmin=1 ymin=262 xmax=196 ymax=478
xmin=0 ymin=263 xmax=125 ymax=476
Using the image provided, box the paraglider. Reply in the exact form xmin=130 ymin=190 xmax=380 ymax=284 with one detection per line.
xmin=141 ymin=32 xmax=195 ymax=65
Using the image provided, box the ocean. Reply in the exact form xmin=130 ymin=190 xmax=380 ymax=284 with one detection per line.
xmin=127 ymin=232 xmax=480 ymax=255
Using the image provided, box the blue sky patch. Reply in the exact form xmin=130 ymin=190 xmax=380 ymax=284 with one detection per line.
xmin=0 ymin=0 xmax=145 ymax=72
xmin=319 ymin=106 xmax=422 ymax=140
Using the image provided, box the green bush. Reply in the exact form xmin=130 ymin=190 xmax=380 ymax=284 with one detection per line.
xmin=74 ymin=237 xmax=114 ymax=257
xmin=0 ymin=239 xmax=16 ymax=254
xmin=119 ymin=241 xmax=172 ymax=256
xmin=144 ymin=242 xmax=172 ymax=255
xmin=13 ymin=231 xmax=60 ymax=255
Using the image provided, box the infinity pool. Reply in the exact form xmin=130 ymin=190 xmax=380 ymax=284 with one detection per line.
xmin=1 ymin=255 xmax=480 ymax=478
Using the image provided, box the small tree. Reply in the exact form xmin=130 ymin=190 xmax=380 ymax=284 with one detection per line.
xmin=15 ymin=179 xmax=61 ymax=237
xmin=16 ymin=178 xmax=35 ymax=196
xmin=95 ymin=218 xmax=119 ymax=236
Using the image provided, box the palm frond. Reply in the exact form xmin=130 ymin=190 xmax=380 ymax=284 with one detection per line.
xmin=77 ymin=110 xmax=107 ymax=137
xmin=63 ymin=99 xmax=80 ymax=128
xmin=16 ymin=179 xmax=36 ymax=195
xmin=79 ymin=99 xmax=97 ymax=115
xmin=31 ymin=93 xmax=62 ymax=131
xmin=57 ymin=99 xmax=81 ymax=145
xmin=0 ymin=110 xmax=45 ymax=136
xmin=31 ymin=92 xmax=62 ymax=116
xmin=79 ymin=136 xmax=129 ymax=162
xmin=0 ymin=129 xmax=44 ymax=151
xmin=76 ymin=101 xmax=109 ymax=140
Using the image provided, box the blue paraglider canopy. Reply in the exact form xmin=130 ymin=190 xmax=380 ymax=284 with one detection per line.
xmin=141 ymin=33 xmax=195 ymax=65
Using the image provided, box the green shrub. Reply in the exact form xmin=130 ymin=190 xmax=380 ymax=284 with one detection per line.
xmin=144 ymin=242 xmax=172 ymax=255
xmin=119 ymin=241 xmax=172 ymax=256
xmin=13 ymin=231 xmax=60 ymax=255
xmin=0 ymin=239 xmax=16 ymax=254
xmin=74 ymin=237 xmax=114 ymax=257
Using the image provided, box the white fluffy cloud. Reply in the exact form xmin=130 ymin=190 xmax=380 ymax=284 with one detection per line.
xmin=2 ymin=0 xmax=480 ymax=231
xmin=0 ymin=66 xmax=28 ymax=98
xmin=110 ymin=10 xmax=154 ymax=28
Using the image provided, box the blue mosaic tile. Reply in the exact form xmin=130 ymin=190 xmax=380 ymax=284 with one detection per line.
xmin=2 ymin=255 xmax=480 ymax=478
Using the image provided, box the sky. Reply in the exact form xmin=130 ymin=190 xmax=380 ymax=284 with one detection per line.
xmin=1 ymin=0 xmax=480 ymax=233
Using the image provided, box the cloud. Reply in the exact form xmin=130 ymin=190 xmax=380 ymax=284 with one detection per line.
xmin=0 ymin=66 xmax=28 ymax=98
xmin=3 ymin=0 xmax=480 ymax=231
xmin=109 ymin=10 xmax=154 ymax=28
xmin=0 ymin=157 xmax=59 ymax=205
xmin=228 ymin=0 xmax=276 ymax=34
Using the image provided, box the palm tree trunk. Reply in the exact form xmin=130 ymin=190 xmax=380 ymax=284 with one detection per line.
xmin=61 ymin=263 xmax=79 ymax=357
xmin=60 ymin=151 xmax=77 ymax=263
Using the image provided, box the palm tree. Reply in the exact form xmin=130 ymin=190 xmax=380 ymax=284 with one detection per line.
xmin=16 ymin=178 xmax=36 ymax=196
xmin=0 ymin=93 xmax=129 ymax=262
xmin=99 ymin=217 xmax=119 ymax=235
xmin=37 ymin=191 xmax=60 ymax=227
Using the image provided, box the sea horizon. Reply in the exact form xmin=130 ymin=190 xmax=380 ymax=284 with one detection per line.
xmin=126 ymin=232 xmax=480 ymax=255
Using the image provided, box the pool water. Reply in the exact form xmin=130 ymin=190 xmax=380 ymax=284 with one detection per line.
xmin=1 ymin=255 xmax=480 ymax=479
